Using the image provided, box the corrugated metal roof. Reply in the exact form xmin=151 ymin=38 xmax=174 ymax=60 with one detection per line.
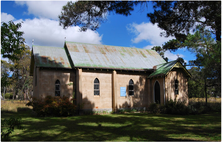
xmin=65 ymin=41 xmax=166 ymax=70
xmin=148 ymin=60 xmax=177 ymax=78
xmin=148 ymin=60 xmax=191 ymax=78
xmin=32 ymin=45 xmax=72 ymax=68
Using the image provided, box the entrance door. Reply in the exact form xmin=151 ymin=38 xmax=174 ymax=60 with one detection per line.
xmin=154 ymin=81 xmax=160 ymax=104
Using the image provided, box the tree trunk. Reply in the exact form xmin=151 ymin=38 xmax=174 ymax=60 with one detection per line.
xmin=13 ymin=88 xmax=15 ymax=100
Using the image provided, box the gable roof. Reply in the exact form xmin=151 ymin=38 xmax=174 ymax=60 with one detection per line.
xmin=148 ymin=60 xmax=191 ymax=78
xmin=65 ymin=41 xmax=166 ymax=70
xmin=31 ymin=45 xmax=72 ymax=69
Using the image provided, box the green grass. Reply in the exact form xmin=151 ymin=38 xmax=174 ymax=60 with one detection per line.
xmin=1 ymin=100 xmax=221 ymax=141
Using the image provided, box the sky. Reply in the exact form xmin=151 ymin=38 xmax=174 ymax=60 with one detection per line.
xmin=1 ymin=1 xmax=196 ymax=65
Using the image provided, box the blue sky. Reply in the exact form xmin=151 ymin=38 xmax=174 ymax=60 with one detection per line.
xmin=1 ymin=1 xmax=196 ymax=64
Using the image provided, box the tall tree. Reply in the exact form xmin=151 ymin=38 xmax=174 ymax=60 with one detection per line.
xmin=148 ymin=1 xmax=221 ymax=43
xmin=1 ymin=60 xmax=13 ymax=99
xmin=10 ymin=45 xmax=33 ymax=100
xmin=1 ymin=21 xmax=25 ymax=61
xmin=184 ymin=26 xmax=221 ymax=101
xmin=59 ymin=1 xmax=220 ymax=43
xmin=59 ymin=1 xmax=143 ymax=31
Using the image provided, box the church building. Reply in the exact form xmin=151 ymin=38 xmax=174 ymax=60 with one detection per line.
xmin=30 ymin=41 xmax=191 ymax=112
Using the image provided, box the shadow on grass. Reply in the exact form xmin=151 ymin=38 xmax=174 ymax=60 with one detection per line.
xmin=1 ymin=110 xmax=221 ymax=141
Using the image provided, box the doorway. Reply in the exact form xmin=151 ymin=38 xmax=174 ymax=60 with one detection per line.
xmin=154 ymin=81 xmax=160 ymax=104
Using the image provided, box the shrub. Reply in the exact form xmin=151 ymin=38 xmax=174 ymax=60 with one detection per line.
xmin=1 ymin=117 xmax=23 ymax=140
xmin=189 ymin=102 xmax=221 ymax=114
xmin=26 ymin=96 xmax=77 ymax=117
xmin=163 ymin=100 xmax=189 ymax=115
xmin=148 ymin=100 xmax=189 ymax=115
xmin=149 ymin=103 xmax=161 ymax=114
xmin=4 ymin=93 xmax=13 ymax=99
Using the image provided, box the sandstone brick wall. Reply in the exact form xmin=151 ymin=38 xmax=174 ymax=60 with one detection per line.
xmin=81 ymin=70 xmax=112 ymax=110
xmin=116 ymin=72 xmax=148 ymax=109
xmin=80 ymin=70 xmax=149 ymax=110
xmin=150 ymin=77 xmax=165 ymax=105
xmin=33 ymin=65 xmax=39 ymax=99
xmin=165 ymin=68 xmax=189 ymax=105
xmin=33 ymin=67 xmax=74 ymax=99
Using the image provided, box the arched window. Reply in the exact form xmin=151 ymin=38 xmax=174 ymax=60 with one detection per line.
xmin=55 ymin=80 xmax=60 ymax=96
xmin=94 ymin=78 xmax=100 ymax=95
xmin=129 ymin=79 xmax=134 ymax=96
xmin=175 ymin=79 xmax=179 ymax=95
xmin=154 ymin=81 xmax=160 ymax=104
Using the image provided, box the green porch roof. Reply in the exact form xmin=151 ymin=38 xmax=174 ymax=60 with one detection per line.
xmin=148 ymin=60 xmax=191 ymax=78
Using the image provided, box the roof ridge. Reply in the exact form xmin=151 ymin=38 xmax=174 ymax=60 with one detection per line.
xmin=33 ymin=45 xmax=64 ymax=49
xmin=66 ymin=41 xmax=154 ymax=51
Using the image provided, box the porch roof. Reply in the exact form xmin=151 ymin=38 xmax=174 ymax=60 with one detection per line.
xmin=148 ymin=60 xmax=191 ymax=78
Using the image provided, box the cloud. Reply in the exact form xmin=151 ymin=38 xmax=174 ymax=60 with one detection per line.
xmin=143 ymin=45 xmax=155 ymax=50
xmin=127 ymin=22 xmax=175 ymax=45
xmin=144 ymin=45 xmax=184 ymax=61
xmin=15 ymin=1 xmax=75 ymax=20
xmin=164 ymin=51 xmax=184 ymax=61
xmin=13 ymin=18 xmax=102 ymax=48
xmin=1 ymin=13 xmax=15 ymax=23
xmin=128 ymin=22 xmax=186 ymax=61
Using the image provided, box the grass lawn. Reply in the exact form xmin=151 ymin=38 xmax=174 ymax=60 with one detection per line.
xmin=1 ymin=100 xmax=221 ymax=141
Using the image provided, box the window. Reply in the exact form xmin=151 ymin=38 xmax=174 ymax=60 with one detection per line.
xmin=129 ymin=79 xmax=134 ymax=96
xmin=94 ymin=78 xmax=100 ymax=95
xmin=175 ymin=79 xmax=179 ymax=95
xmin=55 ymin=80 xmax=60 ymax=96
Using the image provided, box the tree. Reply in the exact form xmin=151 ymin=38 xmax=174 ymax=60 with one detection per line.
xmin=59 ymin=1 xmax=143 ymax=31
xmin=184 ymin=26 xmax=221 ymax=102
xmin=188 ymin=67 xmax=205 ymax=98
xmin=147 ymin=1 xmax=221 ymax=42
xmin=151 ymin=46 xmax=168 ymax=62
xmin=1 ymin=21 xmax=25 ymax=61
xmin=1 ymin=60 xmax=12 ymax=99
xmin=11 ymin=45 xmax=33 ymax=100
xmin=59 ymin=1 xmax=220 ymax=42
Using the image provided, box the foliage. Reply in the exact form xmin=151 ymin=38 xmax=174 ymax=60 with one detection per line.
xmin=184 ymin=27 xmax=221 ymax=94
xmin=148 ymin=1 xmax=221 ymax=42
xmin=59 ymin=1 xmax=143 ymax=31
xmin=1 ymin=21 xmax=25 ymax=61
xmin=151 ymin=46 xmax=168 ymax=62
xmin=1 ymin=117 xmax=23 ymax=140
xmin=149 ymin=98 xmax=221 ymax=115
xmin=148 ymin=103 xmax=161 ymax=114
xmin=1 ymin=21 xmax=33 ymax=100
xmin=26 ymin=96 xmax=77 ymax=117
xmin=162 ymin=100 xmax=190 ymax=115
xmin=1 ymin=60 xmax=13 ymax=99
xmin=59 ymin=1 xmax=220 ymax=42
xmin=4 ymin=93 xmax=14 ymax=99
xmin=6 ymin=45 xmax=33 ymax=100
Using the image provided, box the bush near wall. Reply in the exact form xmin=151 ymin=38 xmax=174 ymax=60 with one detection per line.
xmin=26 ymin=96 xmax=77 ymax=117
xmin=149 ymin=100 xmax=220 ymax=115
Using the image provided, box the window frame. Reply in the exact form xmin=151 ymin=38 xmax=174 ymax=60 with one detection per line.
xmin=55 ymin=79 xmax=60 ymax=96
xmin=175 ymin=79 xmax=179 ymax=95
xmin=129 ymin=79 xmax=134 ymax=96
xmin=94 ymin=78 xmax=100 ymax=96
